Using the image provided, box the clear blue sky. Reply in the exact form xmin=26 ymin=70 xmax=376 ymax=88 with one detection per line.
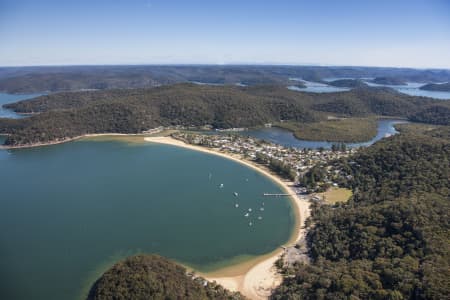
xmin=1 ymin=0 xmax=449 ymax=68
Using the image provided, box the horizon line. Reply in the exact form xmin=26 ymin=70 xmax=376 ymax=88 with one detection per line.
xmin=1 ymin=62 xmax=450 ymax=71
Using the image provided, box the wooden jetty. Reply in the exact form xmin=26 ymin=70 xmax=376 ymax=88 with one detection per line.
xmin=263 ymin=193 xmax=296 ymax=197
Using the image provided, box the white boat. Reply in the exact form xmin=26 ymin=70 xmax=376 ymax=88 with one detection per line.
xmin=249 ymin=222 xmax=253 ymax=226
xmin=248 ymin=208 xmax=252 ymax=212
xmin=234 ymin=192 xmax=239 ymax=197
xmin=260 ymin=207 xmax=265 ymax=211
xmin=235 ymin=203 xmax=239 ymax=208
xmin=219 ymin=183 xmax=224 ymax=188
xmin=244 ymin=213 xmax=249 ymax=217
xmin=258 ymin=216 xmax=263 ymax=220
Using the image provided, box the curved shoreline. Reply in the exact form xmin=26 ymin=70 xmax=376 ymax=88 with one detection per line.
xmin=144 ymin=136 xmax=310 ymax=300
xmin=1 ymin=132 xmax=310 ymax=299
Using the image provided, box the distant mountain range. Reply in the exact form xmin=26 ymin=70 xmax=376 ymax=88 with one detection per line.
xmin=1 ymin=65 xmax=450 ymax=93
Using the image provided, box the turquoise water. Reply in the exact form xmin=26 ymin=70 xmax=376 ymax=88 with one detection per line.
xmin=210 ymin=119 xmax=406 ymax=149
xmin=0 ymin=93 xmax=43 ymax=118
xmin=0 ymin=140 xmax=294 ymax=300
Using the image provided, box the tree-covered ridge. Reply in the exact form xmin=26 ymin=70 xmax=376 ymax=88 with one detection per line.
xmin=409 ymin=105 xmax=450 ymax=125
xmin=420 ymin=82 xmax=450 ymax=92
xmin=87 ymin=254 xmax=245 ymax=300
xmin=340 ymin=134 xmax=449 ymax=201
xmin=1 ymin=84 xmax=450 ymax=146
xmin=272 ymin=132 xmax=450 ymax=299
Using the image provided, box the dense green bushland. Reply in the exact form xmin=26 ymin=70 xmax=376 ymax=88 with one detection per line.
xmin=1 ymin=84 xmax=449 ymax=146
xmin=272 ymin=131 xmax=450 ymax=299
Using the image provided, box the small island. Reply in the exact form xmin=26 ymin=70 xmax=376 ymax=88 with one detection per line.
xmin=326 ymin=79 xmax=368 ymax=88
xmin=371 ymin=76 xmax=407 ymax=85
xmin=420 ymin=82 xmax=450 ymax=91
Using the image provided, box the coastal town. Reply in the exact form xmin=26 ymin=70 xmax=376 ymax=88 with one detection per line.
xmin=170 ymin=131 xmax=357 ymax=195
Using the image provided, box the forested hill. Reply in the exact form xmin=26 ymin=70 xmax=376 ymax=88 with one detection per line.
xmin=272 ymin=130 xmax=450 ymax=299
xmin=1 ymin=84 xmax=450 ymax=146
xmin=87 ymin=254 xmax=245 ymax=300
xmin=1 ymin=65 xmax=450 ymax=93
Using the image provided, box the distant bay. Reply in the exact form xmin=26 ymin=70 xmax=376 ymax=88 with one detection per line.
xmin=320 ymin=78 xmax=450 ymax=100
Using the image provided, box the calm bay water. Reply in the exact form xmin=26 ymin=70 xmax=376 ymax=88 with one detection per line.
xmin=238 ymin=119 xmax=407 ymax=149
xmin=0 ymin=93 xmax=43 ymax=118
xmin=320 ymin=78 xmax=450 ymax=100
xmin=363 ymin=81 xmax=450 ymax=99
xmin=0 ymin=140 xmax=294 ymax=300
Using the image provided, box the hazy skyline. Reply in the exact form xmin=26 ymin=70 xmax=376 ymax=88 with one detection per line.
xmin=1 ymin=0 xmax=450 ymax=68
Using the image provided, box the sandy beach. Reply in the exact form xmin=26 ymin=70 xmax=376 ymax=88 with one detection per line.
xmin=144 ymin=136 xmax=311 ymax=300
